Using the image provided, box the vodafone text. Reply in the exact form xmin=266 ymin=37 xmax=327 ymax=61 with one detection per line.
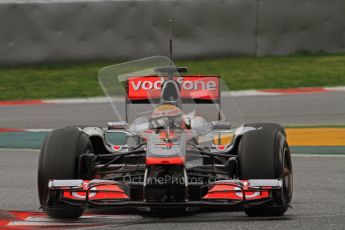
xmin=130 ymin=77 xmax=217 ymax=91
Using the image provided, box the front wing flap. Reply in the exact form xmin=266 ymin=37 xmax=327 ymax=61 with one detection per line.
xmin=47 ymin=179 xmax=282 ymax=208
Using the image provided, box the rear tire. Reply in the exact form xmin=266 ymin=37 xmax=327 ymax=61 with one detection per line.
xmin=38 ymin=126 xmax=93 ymax=219
xmin=239 ymin=123 xmax=293 ymax=216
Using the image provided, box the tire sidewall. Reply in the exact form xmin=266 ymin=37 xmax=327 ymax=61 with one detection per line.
xmin=38 ymin=127 xmax=93 ymax=212
xmin=276 ymin=134 xmax=293 ymax=205
xmin=239 ymin=123 xmax=292 ymax=214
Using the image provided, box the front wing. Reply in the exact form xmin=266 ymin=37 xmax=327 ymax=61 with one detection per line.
xmin=47 ymin=179 xmax=283 ymax=208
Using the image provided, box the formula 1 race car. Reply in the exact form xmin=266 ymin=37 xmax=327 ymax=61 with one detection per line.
xmin=37 ymin=56 xmax=293 ymax=219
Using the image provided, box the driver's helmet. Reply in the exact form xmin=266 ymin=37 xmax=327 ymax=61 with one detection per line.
xmin=151 ymin=104 xmax=185 ymax=129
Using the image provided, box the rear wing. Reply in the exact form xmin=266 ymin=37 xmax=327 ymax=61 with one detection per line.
xmin=126 ymin=75 xmax=220 ymax=104
xmin=125 ymin=75 xmax=221 ymax=122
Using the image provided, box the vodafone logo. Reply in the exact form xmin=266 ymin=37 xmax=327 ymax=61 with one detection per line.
xmin=130 ymin=77 xmax=217 ymax=91
xmin=131 ymin=79 xmax=163 ymax=91
xmin=128 ymin=76 xmax=219 ymax=100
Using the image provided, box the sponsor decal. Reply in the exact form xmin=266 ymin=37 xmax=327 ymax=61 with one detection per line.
xmin=127 ymin=76 xmax=219 ymax=100
xmin=215 ymin=145 xmax=226 ymax=151
xmin=112 ymin=145 xmax=122 ymax=151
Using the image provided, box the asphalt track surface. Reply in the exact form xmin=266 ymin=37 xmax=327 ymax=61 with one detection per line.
xmin=0 ymin=149 xmax=344 ymax=229
xmin=0 ymin=92 xmax=345 ymax=129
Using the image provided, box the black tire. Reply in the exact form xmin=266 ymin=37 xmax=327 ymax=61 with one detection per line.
xmin=239 ymin=123 xmax=293 ymax=217
xmin=38 ymin=126 xmax=93 ymax=219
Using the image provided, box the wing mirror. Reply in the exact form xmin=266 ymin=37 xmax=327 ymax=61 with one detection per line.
xmin=107 ymin=121 xmax=128 ymax=130
xmin=191 ymin=116 xmax=213 ymax=136
xmin=128 ymin=117 xmax=150 ymax=134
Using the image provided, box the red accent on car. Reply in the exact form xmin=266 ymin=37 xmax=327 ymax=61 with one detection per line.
xmin=145 ymin=130 xmax=154 ymax=133
xmin=127 ymin=76 xmax=219 ymax=100
xmin=216 ymin=145 xmax=226 ymax=151
xmin=159 ymin=131 xmax=175 ymax=139
xmin=62 ymin=183 xmax=129 ymax=201
xmin=155 ymin=142 xmax=175 ymax=148
xmin=112 ymin=145 xmax=121 ymax=151
xmin=146 ymin=157 xmax=185 ymax=165
xmin=203 ymin=182 xmax=270 ymax=200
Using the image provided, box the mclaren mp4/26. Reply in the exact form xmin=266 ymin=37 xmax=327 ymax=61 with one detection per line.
xmin=37 ymin=56 xmax=293 ymax=218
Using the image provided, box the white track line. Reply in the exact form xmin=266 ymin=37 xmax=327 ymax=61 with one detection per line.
xmin=1 ymin=86 xmax=344 ymax=107
xmin=291 ymin=154 xmax=345 ymax=157
xmin=43 ymin=97 xmax=109 ymax=104
xmin=223 ymin=91 xmax=280 ymax=97
xmin=24 ymin=129 xmax=53 ymax=132
xmin=324 ymin=86 xmax=345 ymax=91
xmin=42 ymin=86 xmax=345 ymax=104
xmin=41 ymin=90 xmax=281 ymax=105
xmin=0 ymin=148 xmax=39 ymax=152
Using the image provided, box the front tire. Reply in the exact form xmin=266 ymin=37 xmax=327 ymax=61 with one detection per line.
xmin=239 ymin=123 xmax=293 ymax=216
xmin=38 ymin=126 xmax=93 ymax=219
